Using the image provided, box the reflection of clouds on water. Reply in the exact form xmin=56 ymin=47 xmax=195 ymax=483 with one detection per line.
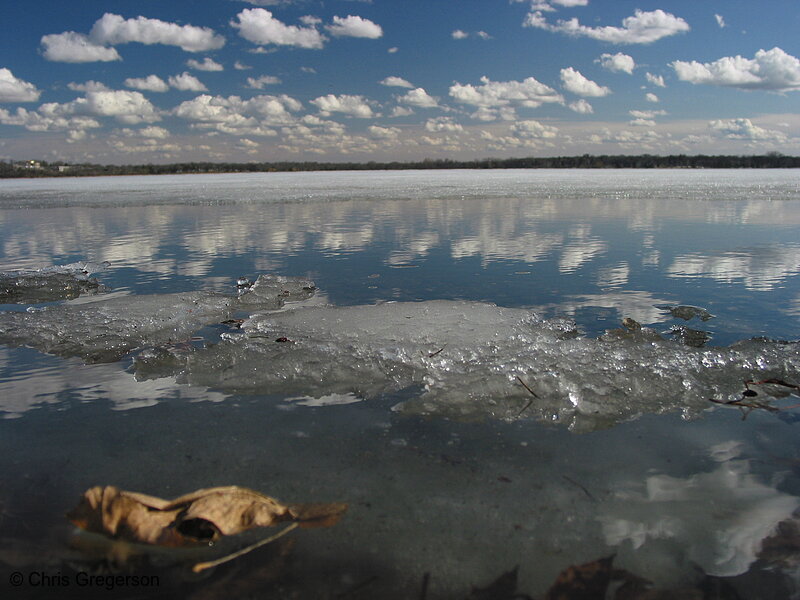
xmin=0 ymin=349 xmax=227 ymax=418
xmin=559 ymin=227 xmax=607 ymax=273
xmin=600 ymin=455 xmax=798 ymax=579
xmin=668 ymin=244 xmax=800 ymax=291
xmin=595 ymin=262 xmax=630 ymax=288
xmin=546 ymin=290 xmax=672 ymax=324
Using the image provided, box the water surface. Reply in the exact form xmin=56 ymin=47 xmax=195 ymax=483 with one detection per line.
xmin=1 ymin=169 xmax=799 ymax=598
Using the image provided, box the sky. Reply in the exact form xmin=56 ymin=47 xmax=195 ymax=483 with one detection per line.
xmin=0 ymin=0 xmax=799 ymax=164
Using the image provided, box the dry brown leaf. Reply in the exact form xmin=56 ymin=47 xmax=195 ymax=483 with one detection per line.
xmin=545 ymin=555 xmax=616 ymax=600
xmin=67 ymin=485 xmax=347 ymax=548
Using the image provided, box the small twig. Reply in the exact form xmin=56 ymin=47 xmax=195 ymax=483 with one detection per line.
xmin=419 ymin=572 xmax=430 ymax=600
xmin=427 ymin=345 xmax=446 ymax=358
xmin=515 ymin=376 xmax=538 ymax=416
xmin=192 ymin=522 xmax=299 ymax=573
xmin=562 ymin=475 xmax=596 ymax=502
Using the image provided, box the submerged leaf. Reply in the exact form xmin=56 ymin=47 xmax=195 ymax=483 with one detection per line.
xmin=545 ymin=555 xmax=615 ymax=600
xmin=67 ymin=485 xmax=347 ymax=548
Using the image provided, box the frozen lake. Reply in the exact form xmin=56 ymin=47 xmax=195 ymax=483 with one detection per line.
xmin=1 ymin=169 xmax=800 ymax=598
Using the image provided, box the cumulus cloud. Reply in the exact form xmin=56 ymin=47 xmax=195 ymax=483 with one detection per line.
xmin=68 ymin=81 xmax=110 ymax=92
xmin=646 ymin=92 xmax=659 ymax=102
xmin=568 ymin=99 xmax=593 ymax=114
xmin=325 ymin=15 xmax=383 ymax=38
xmin=597 ymin=53 xmax=635 ymax=74
xmin=368 ymin=125 xmax=400 ymax=139
xmin=709 ymin=118 xmax=787 ymax=142
xmin=82 ymin=90 xmax=161 ymax=123
xmin=90 ymin=13 xmax=225 ymax=52
xmin=672 ymin=47 xmax=800 ymax=92
xmin=424 ymin=117 xmax=463 ymax=132
xmin=380 ymin=76 xmax=414 ymax=88
xmin=187 ymin=57 xmax=223 ymax=71
xmin=41 ymin=32 xmax=121 ymax=63
xmin=234 ymin=61 xmax=252 ymax=70
xmin=231 ymin=9 xmax=326 ymax=49
xmin=310 ymin=94 xmax=376 ymax=118
xmin=0 ymin=68 xmax=41 ymax=102
xmin=630 ymin=110 xmax=667 ymax=119
xmin=449 ymin=75 xmax=563 ymax=110
xmin=397 ymin=87 xmax=439 ymax=108
xmin=525 ymin=9 xmax=689 ymax=44
xmin=511 ymin=119 xmax=558 ymax=138
xmin=124 ymin=75 xmax=169 ymax=92
xmin=560 ymin=67 xmax=611 ymax=97
xmin=3 ymin=89 xmax=161 ymax=130
xmin=715 ymin=14 xmax=726 ymax=28
xmin=525 ymin=0 xmax=588 ymax=10
xmin=246 ymin=75 xmax=282 ymax=89
xmin=451 ymin=30 xmax=469 ymax=40
xmin=168 ymin=72 xmax=208 ymax=92
xmin=174 ymin=93 xmax=301 ymax=135
xmin=646 ymin=72 xmax=666 ymax=87
xmin=390 ymin=106 xmax=414 ymax=117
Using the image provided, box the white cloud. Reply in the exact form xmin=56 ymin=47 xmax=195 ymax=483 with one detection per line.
xmin=68 ymin=81 xmax=110 ymax=92
xmin=526 ymin=0 xmax=588 ymax=10
xmin=174 ymin=93 xmax=301 ymax=135
xmin=89 ymin=13 xmax=225 ymax=52
xmin=0 ymin=106 xmax=102 ymax=132
xmin=368 ymin=125 xmax=400 ymax=139
xmin=708 ymin=118 xmax=787 ymax=142
xmin=168 ymin=72 xmax=208 ymax=92
xmin=380 ymin=76 xmax=414 ymax=88
xmin=83 ymin=90 xmax=162 ymax=123
xmin=387 ymin=47 xmax=398 ymax=54
xmin=311 ymin=94 xmax=376 ymax=118
xmin=326 ymin=15 xmax=383 ymax=39
xmin=476 ymin=31 xmax=491 ymax=40
xmin=525 ymin=9 xmax=690 ymax=44
xmin=138 ymin=126 xmax=170 ymax=139
xmin=4 ymin=89 xmax=161 ymax=128
xmin=234 ymin=61 xmax=252 ymax=70
xmin=646 ymin=72 xmax=666 ymax=87
xmin=397 ymin=87 xmax=439 ymax=108
xmin=597 ymin=53 xmax=635 ymax=75
xmin=40 ymin=32 xmax=121 ymax=63
xmin=452 ymin=30 xmax=469 ymax=40
xmin=124 ymin=75 xmax=169 ymax=92
xmin=424 ymin=117 xmax=463 ymax=132
xmin=231 ymin=9 xmax=326 ymax=49
xmin=629 ymin=118 xmax=655 ymax=127
xmin=560 ymin=67 xmax=611 ymax=97
xmin=645 ymin=92 xmax=659 ymax=103
xmin=512 ymin=119 xmax=559 ymax=138
xmin=672 ymin=47 xmax=800 ymax=92
xmin=187 ymin=57 xmax=223 ymax=72
xmin=0 ymin=68 xmax=41 ymax=102
xmin=568 ymin=99 xmax=593 ymax=114
xmin=449 ymin=75 xmax=563 ymax=109
xmin=390 ymin=106 xmax=414 ymax=117
xmin=300 ymin=15 xmax=323 ymax=26
xmin=629 ymin=110 xmax=667 ymax=119
xmin=246 ymin=75 xmax=282 ymax=89
xmin=715 ymin=14 xmax=726 ymax=28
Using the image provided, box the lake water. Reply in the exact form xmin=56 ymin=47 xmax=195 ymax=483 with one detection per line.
xmin=1 ymin=169 xmax=800 ymax=598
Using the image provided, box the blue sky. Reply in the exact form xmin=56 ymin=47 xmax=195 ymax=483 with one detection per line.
xmin=1 ymin=0 xmax=798 ymax=163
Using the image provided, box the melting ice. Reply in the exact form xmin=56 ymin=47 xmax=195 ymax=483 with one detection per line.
xmin=1 ymin=271 xmax=799 ymax=430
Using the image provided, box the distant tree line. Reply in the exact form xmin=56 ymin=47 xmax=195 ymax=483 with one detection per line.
xmin=1 ymin=153 xmax=798 ymax=178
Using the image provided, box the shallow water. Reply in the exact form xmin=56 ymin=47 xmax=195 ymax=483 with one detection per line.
xmin=1 ymin=169 xmax=800 ymax=598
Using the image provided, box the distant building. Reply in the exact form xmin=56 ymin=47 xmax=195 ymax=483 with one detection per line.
xmin=16 ymin=160 xmax=43 ymax=170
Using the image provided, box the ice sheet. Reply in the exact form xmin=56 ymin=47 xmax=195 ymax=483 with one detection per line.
xmin=132 ymin=299 xmax=800 ymax=431
xmin=0 ymin=261 xmax=111 ymax=303
xmin=0 ymin=274 xmax=315 ymax=363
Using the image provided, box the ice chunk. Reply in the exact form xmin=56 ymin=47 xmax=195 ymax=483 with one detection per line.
xmin=658 ymin=304 xmax=715 ymax=321
xmin=132 ymin=300 xmax=800 ymax=430
xmin=0 ymin=274 xmax=315 ymax=363
xmin=0 ymin=261 xmax=111 ymax=303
